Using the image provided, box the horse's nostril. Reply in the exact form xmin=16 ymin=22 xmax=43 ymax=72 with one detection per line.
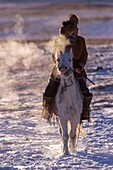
xmin=65 ymin=66 xmax=67 ymax=70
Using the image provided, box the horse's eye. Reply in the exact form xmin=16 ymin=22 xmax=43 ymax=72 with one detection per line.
xmin=69 ymin=59 xmax=71 ymax=62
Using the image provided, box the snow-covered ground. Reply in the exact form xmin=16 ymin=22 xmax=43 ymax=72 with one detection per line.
xmin=0 ymin=1 xmax=113 ymax=169
xmin=0 ymin=38 xmax=113 ymax=169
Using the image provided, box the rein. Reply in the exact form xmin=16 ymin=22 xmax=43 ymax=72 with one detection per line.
xmin=60 ymin=78 xmax=73 ymax=96
xmin=66 ymin=62 xmax=95 ymax=85
xmin=64 ymin=79 xmax=73 ymax=88
xmin=59 ymin=77 xmax=73 ymax=103
xmin=77 ymin=73 xmax=95 ymax=85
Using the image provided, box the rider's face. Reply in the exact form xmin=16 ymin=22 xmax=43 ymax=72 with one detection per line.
xmin=72 ymin=27 xmax=78 ymax=36
xmin=65 ymin=30 xmax=74 ymax=38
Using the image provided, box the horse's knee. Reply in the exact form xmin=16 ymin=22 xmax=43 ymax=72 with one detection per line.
xmin=70 ymin=135 xmax=76 ymax=140
xmin=70 ymin=131 xmax=76 ymax=139
xmin=64 ymin=133 xmax=68 ymax=140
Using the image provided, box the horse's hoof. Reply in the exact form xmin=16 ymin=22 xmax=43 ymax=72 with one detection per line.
xmin=63 ymin=153 xmax=71 ymax=157
xmin=63 ymin=151 xmax=70 ymax=156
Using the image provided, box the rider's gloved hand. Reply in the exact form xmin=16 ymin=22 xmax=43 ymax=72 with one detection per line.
xmin=75 ymin=67 xmax=81 ymax=74
xmin=75 ymin=64 xmax=83 ymax=74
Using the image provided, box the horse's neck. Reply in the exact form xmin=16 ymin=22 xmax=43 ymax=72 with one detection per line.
xmin=59 ymin=74 xmax=83 ymax=115
xmin=61 ymin=75 xmax=75 ymax=87
xmin=60 ymin=74 xmax=81 ymax=100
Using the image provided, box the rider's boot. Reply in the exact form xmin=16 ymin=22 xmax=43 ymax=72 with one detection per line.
xmin=41 ymin=94 xmax=52 ymax=121
xmin=42 ymin=77 xmax=60 ymax=120
xmin=81 ymin=93 xmax=93 ymax=122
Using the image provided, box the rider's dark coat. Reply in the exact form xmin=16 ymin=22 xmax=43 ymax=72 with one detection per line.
xmin=51 ymin=35 xmax=88 ymax=78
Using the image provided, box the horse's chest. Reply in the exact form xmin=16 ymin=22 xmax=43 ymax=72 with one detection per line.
xmin=60 ymin=86 xmax=75 ymax=103
xmin=56 ymin=86 xmax=76 ymax=116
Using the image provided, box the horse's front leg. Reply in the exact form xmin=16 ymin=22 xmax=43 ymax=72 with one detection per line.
xmin=59 ymin=118 xmax=69 ymax=155
xmin=56 ymin=117 xmax=62 ymax=136
xmin=69 ymin=115 xmax=79 ymax=153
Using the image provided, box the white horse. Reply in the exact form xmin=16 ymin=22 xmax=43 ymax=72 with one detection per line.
xmin=55 ymin=49 xmax=83 ymax=155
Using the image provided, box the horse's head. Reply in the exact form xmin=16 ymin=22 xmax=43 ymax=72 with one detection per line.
xmin=57 ymin=48 xmax=73 ymax=77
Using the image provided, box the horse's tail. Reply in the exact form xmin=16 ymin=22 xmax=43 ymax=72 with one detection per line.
xmin=76 ymin=123 xmax=85 ymax=138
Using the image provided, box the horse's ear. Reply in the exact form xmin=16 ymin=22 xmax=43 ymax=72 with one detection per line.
xmin=69 ymin=48 xmax=73 ymax=58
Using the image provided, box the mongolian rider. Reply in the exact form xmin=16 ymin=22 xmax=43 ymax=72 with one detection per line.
xmin=42 ymin=14 xmax=93 ymax=122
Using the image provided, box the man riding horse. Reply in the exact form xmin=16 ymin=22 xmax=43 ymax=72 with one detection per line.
xmin=42 ymin=14 xmax=93 ymax=122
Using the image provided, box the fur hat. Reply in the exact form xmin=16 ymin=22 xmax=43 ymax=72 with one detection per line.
xmin=60 ymin=21 xmax=75 ymax=35
xmin=68 ymin=14 xmax=79 ymax=26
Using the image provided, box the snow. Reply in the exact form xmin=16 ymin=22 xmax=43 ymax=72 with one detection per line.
xmin=0 ymin=1 xmax=113 ymax=168
xmin=0 ymin=38 xmax=113 ymax=169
